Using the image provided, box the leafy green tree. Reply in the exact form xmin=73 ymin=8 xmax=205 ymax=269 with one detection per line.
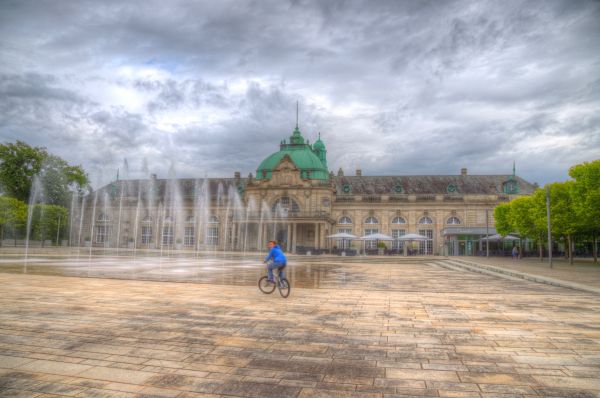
xmin=569 ymin=160 xmax=600 ymax=263
xmin=0 ymin=196 xmax=27 ymax=246
xmin=547 ymin=181 xmax=578 ymax=264
xmin=509 ymin=192 xmax=548 ymax=260
xmin=0 ymin=140 xmax=89 ymax=206
xmin=30 ymin=204 xmax=69 ymax=246
xmin=493 ymin=203 xmax=513 ymax=236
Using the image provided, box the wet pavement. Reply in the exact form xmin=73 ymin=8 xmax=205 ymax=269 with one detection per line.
xmin=1 ymin=253 xmax=600 ymax=397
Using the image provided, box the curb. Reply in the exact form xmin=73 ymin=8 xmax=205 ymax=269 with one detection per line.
xmin=438 ymin=259 xmax=600 ymax=295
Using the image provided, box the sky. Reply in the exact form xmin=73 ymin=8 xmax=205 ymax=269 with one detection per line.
xmin=0 ymin=0 xmax=599 ymax=188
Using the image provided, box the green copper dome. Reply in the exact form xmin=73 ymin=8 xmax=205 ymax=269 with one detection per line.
xmin=256 ymin=127 xmax=329 ymax=180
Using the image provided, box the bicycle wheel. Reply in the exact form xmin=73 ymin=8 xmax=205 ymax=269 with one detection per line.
xmin=278 ymin=278 xmax=290 ymax=298
xmin=258 ymin=276 xmax=276 ymax=294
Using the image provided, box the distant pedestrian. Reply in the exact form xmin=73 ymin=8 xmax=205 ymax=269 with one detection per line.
xmin=512 ymin=246 xmax=518 ymax=260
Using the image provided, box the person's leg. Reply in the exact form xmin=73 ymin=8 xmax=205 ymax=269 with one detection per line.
xmin=277 ymin=264 xmax=286 ymax=280
xmin=267 ymin=262 xmax=277 ymax=281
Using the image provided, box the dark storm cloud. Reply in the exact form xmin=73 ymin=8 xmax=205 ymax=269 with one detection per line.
xmin=0 ymin=0 xmax=598 ymax=187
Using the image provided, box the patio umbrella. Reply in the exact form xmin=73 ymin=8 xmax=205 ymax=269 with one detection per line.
xmin=396 ymin=233 xmax=429 ymax=256
xmin=396 ymin=233 xmax=428 ymax=241
xmin=480 ymin=234 xmax=519 ymax=242
xmin=326 ymin=232 xmax=358 ymax=252
xmin=358 ymin=233 xmax=394 ymax=255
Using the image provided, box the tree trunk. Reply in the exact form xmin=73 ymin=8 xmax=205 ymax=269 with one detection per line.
xmin=594 ymin=233 xmax=598 ymax=264
xmin=538 ymin=239 xmax=543 ymax=261
xmin=0 ymin=224 xmax=3 ymax=247
xmin=564 ymin=236 xmax=569 ymax=261
xmin=570 ymin=235 xmax=574 ymax=265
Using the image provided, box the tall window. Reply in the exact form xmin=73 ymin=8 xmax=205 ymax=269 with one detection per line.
xmin=418 ymin=229 xmax=433 ymax=254
xmin=337 ymin=228 xmax=352 ymax=249
xmin=162 ymin=226 xmax=174 ymax=245
xmin=338 ymin=216 xmax=352 ymax=224
xmin=184 ymin=226 xmax=195 ymax=246
xmin=391 ymin=217 xmax=406 ymax=224
xmin=95 ymin=225 xmax=110 ymax=243
xmin=446 ymin=216 xmax=461 ymax=225
xmin=141 ymin=226 xmax=152 ymax=244
xmin=208 ymin=215 xmax=219 ymax=224
xmin=365 ymin=216 xmax=379 ymax=224
xmin=364 ymin=228 xmax=379 ymax=249
xmin=97 ymin=213 xmax=110 ymax=222
xmin=391 ymin=229 xmax=405 ymax=250
xmin=206 ymin=227 xmax=219 ymax=245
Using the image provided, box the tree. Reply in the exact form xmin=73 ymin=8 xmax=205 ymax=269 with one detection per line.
xmin=493 ymin=203 xmax=513 ymax=236
xmin=569 ymin=160 xmax=600 ymax=263
xmin=0 ymin=140 xmax=89 ymax=206
xmin=509 ymin=192 xmax=548 ymax=260
xmin=30 ymin=204 xmax=68 ymax=246
xmin=547 ymin=181 xmax=578 ymax=264
xmin=0 ymin=196 xmax=27 ymax=246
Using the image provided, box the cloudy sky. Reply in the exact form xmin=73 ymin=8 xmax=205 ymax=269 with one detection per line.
xmin=0 ymin=0 xmax=598 ymax=188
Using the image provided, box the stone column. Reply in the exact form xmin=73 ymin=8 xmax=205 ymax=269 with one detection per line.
xmin=286 ymin=223 xmax=291 ymax=252
xmin=292 ymin=223 xmax=297 ymax=253
xmin=314 ymin=223 xmax=319 ymax=249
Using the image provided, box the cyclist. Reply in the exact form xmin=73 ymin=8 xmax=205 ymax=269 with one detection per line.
xmin=264 ymin=240 xmax=287 ymax=284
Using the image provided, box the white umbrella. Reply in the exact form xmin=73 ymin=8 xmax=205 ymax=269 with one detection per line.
xmin=326 ymin=232 xmax=358 ymax=239
xmin=358 ymin=233 xmax=394 ymax=240
xmin=396 ymin=233 xmax=428 ymax=256
xmin=326 ymin=232 xmax=358 ymax=254
xmin=480 ymin=234 xmax=519 ymax=241
xmin=396 ymin=233 xmax=428 ymax=241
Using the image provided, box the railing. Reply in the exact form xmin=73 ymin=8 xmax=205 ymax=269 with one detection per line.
xmin=443 ymin=195 xmax=464 ymax=201
xmin=388 ymin=195 xmax=409 ymax=202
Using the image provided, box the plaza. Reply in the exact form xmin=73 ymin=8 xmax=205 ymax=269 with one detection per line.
xmin=1 ymin=253 xmax=600 ymax=397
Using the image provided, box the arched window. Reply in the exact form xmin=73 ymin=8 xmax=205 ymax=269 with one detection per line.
xmin=272 ymin=196 xmax=300 ymax=213
xmin=338 ymin=216 xmax=352 ymax=224
xmin=97 ymin=213 xmax=110 ymax=222
xmin=208 ymin=215 xmax=219 ymax=224
xmin=142 ymin=215 xmax=152 ymax=223
xmin=418 ymin=216 xmax=433 ymax=224
xmin=391 ymin=216 xmax=406 ymax=224
xmin=365 ymin=216 xmax=379 ymax=224
xmin=186 ymin=216 xmax=195 ymax=224
xmin=446 ymin=216 xmax=461 ymax=225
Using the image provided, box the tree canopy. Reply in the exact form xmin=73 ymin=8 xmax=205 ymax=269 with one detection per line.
xmin=0 ymin=140 xmax=89 ymax=206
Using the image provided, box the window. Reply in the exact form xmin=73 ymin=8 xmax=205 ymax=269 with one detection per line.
xmin=186 ymin=216 xmax=195 ymax=224
xmin=272 ymin=197 xmax=300 ymax=213
xmin=418 ymin=216 xmax=433 ymax=224
xmin=162 ymin=226 xmax=174 ymax=245
xmin=337 ymin=228 xmax=352 ymax=249
xmin=208 ymin=216 xmax=219 ymax=224
xmin=418 ymin=229 xmax=433 ymax=254
xmin=338 ymin=216 xmax=352 ymax=224
xmin=391 ymin=217 xmax=406 ymax=224
xmin=141 ymin=226 xmax=152 ymax=244
xmin=184 ymin=226 xmax=195 ymax=246
xmin=364 ymin=228 xmax=378 ymax=249
xmin=391 ymin=229 xmax=405 ymax=250
xmin=206 ymin=227 xmax=219 ymax=245
xmin=97 ymin=213 xmax=110 ymax=222
xmin=164 ymin=216 xmax=173 ymax=223
xmin=95 ymin=225 xmax=110 ymax=243
xmin=365 ymin=216 xmax=379 ymax=224
xmin=447 ymin=216 xmax=461 ymax=225
xmin=142 ymin=215 xmax=152 ymax=223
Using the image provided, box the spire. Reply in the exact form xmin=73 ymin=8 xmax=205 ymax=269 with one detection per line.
xmin=513 ymin=161 xmax=516 ymax=177
xmin=295 ymin=100 xmax=299 ymax=129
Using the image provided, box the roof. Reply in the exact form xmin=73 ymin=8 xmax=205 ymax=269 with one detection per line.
xmin=333 ymin=175 xmax=536 ymax=195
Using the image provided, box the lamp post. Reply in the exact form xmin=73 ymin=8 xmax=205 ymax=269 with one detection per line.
xmin=485 ymin=209 xmax=489 ymax=258
xmin=546 ymin=187 xmax=552 ymax=268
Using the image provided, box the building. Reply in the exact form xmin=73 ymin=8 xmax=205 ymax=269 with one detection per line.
xmin=79 ymin=124 xmax=536 ymax=256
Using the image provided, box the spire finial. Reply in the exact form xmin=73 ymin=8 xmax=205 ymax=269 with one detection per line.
xmin=295 ymin=100 xmax=299 ymax=129
xmin=513 ymin=161 xmax=516 ymax=177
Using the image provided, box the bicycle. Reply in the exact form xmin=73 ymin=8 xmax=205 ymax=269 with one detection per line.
xmin=258 ymin=263 xmax=290 ymax=298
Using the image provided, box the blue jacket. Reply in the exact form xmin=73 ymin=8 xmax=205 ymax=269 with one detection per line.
xmin=265 ymin=245 xmax=287 ymax=264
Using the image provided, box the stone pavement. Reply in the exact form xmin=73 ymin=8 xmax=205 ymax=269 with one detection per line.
xmin=450 ymin=257 xmax=600 ymax=291
xmin=1 ymin=260 xmax=600 ymax=398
